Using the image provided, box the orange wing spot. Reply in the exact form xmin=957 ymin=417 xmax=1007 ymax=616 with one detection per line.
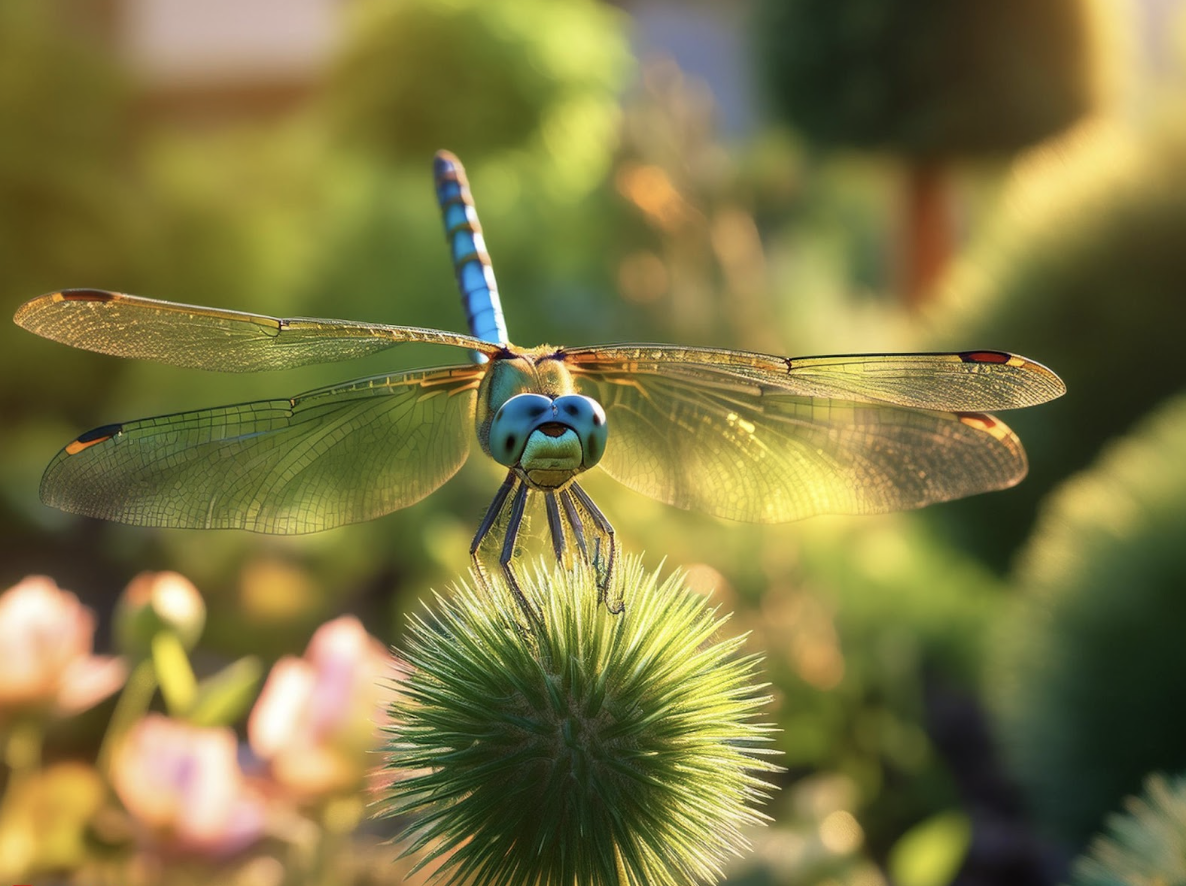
xmin=65 ymin=423 xmax=122 ymax=455
xmin=66 ymin=435 xmax=111 ymax=455
xmin=960 ymin=350 xmax=1011 ymax=365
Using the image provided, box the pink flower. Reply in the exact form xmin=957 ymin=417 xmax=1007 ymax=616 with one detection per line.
xmin=116 ymin=571 xmax=206 ymax=656
xmin=111 ymin=714 xmax=266 ymax=855
xmin=0 ymin=576 xmax=126 ymax=716
xmin=248 ymin=615 xmax=395 ymax=798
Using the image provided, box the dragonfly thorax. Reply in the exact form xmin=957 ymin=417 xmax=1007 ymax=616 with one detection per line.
xmin=488 ymin=392 xmax=607 ymax=490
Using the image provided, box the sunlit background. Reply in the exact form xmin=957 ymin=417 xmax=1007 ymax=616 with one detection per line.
xmin=2 ymin=0 xmax=1185 ymax=883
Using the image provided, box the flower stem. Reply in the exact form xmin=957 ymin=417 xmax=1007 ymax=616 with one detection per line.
xmin=2 ymin=716 xmax=44 ymax=776
xmin=97 ymin=658 xmax=157 ymax=775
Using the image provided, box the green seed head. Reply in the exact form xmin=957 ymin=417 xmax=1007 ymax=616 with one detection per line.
xmin=382 ymin=556 xmax=780 ymax=886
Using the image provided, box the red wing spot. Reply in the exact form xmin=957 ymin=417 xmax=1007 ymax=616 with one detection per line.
xmin=957 ymin=412 xmax=997 ymax=432
xmin=58 ymin=288 xmax=117 ymax=303
xmin=784 ymin=358 xmax=794 ymax=372
xmin=960 ymin=350 xmax=1011 ymax=364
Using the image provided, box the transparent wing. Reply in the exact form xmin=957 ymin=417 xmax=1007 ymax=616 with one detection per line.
xmin=562 ymin=345 xmax=1065 ymax=410
xmin=40 ymin=365 xmax=483 ymax=533
xmin=571 ymin=366 xmax=1032 ymax=523
xmin=14 ymin=290 xmax=502 ymax=372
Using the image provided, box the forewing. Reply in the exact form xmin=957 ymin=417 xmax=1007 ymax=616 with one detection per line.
xmin=40 ymin=365 xmax=482 ymax=532
xmin=562 ymin=345 xmax=1065 ymax=410
xmin=572 ymin=366 xmax=1029 ymax=523
xmin=14 ymin=290 xmax=501 ymax=371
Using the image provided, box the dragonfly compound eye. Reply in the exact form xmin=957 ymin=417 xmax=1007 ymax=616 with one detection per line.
xmin=489 ymin=393 xmax=555 ymax=466
xmin=552 ymin=395 xmax=608 ymax=469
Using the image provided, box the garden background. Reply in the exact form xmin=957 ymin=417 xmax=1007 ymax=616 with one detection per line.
xmin=2 ymin=0 xmax=1185 ymax=883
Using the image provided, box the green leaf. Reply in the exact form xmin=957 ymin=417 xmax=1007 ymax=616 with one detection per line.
xmin=187 ymin=656 xmax=264 ymax=728
xmin=888 ymin=810 xmax=972 ymax=886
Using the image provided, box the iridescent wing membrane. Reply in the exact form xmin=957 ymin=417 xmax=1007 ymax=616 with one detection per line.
xmin=15 ymin=287 xmax=1063 ymax=533
xmin=13 ymin=288 xmax=500 ymax=371
xmin=563 ymin=347 xmax=1064 ymax=522
xmin=14 ymin=291 xmax=490 ymax=532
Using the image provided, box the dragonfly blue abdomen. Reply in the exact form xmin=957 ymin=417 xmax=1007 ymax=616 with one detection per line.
xmin=433 ymin=150 xmax=508 ymax=353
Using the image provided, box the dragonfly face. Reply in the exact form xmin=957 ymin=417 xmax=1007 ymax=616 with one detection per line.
xmin=12 ymin=150 xmax=1066 ymax=632
xmin=487 ymin=392 xmax=607 ymax=486
xmin=478 ymin=352 xmax=608 ymax=490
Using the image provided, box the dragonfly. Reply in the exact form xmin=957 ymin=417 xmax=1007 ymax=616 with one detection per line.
xmin=15 ymin=151 xmax=1064 ymax=629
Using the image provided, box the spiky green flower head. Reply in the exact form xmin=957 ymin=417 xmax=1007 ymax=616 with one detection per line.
xmin=382 ymin=555 xmax=779 ymax=886
xmin=1070 ymin=772 xmax=1186 ymax=886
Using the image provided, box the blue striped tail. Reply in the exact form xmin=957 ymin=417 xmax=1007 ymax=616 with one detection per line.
xmin=433 ymin=150 xmax=509 ymax=360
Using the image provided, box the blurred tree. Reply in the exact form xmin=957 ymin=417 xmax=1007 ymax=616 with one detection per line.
xmin=325 ymin=0 xmax=629 ymax=164
xmin=926 ymin=116 xmax=1186 ymax=567
xmin=752 ymin=0 xmax=1111 ymax=305
xmin=988 ymin=392 xmax=1186 ymax=847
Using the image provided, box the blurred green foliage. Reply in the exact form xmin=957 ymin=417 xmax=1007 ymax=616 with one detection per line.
xmin=770 ymin=518 xmax=1001 ymax=856
xmin=887 ymin=810 xmax=972 ymax=886
xmin=928 ymin=115 xmax=1186 ymax=565
xmin=327 ymin=0 xmax=630 ymax=163
xmin=752 ymin=0 xmax=1103 ymax=157
xmin=0 ymin=1 xmax=135 ymax=297
xmin=989 ymin=393 xmax=1186 ymax=845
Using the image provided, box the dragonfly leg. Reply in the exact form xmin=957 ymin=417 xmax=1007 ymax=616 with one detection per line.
xmin=498 ymin=481 xmax=545 ymax=633
xmin=470 ymin=472 xmax=516 ymax=560
xmin=558 ymin=488 xmax=589 ymax=563
xmin=568 ymin=482 xmax=620 ymax=614
xmin=471 ymin=473 xmax=543 ymax=633
xmin=544 ymin=492 xmax=567 ymax=563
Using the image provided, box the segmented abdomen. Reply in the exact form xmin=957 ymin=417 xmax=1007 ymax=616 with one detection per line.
xmin=433 ymin=150 xmax=509 ymax=354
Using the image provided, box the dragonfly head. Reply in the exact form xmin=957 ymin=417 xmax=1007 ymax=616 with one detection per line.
xmin=489 ymin=393 xmax=607 ymax=484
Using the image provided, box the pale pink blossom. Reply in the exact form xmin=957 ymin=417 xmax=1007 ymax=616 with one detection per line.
xmin=248 ymin=615 xmax=395 ymax=797
xmin=0 ymin=576 xmax=126 ymax=716
xmin=112 ymin=714 xmax=266 ymax=855
xmin=115 ymin=571 xmax=206 ymax=659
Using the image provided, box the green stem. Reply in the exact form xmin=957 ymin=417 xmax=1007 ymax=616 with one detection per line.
xmin=96 ymin=658 xmax=157 ymax=776
xmin=152 ymin=631 xmax=197 ymax=717
xmin=311 ymin=796 xmax=364 ymax=885
xmin=0 ymin=715 xmax=45 ymax=835
xmin=3 ymin=716 xmax=45 ymax=777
